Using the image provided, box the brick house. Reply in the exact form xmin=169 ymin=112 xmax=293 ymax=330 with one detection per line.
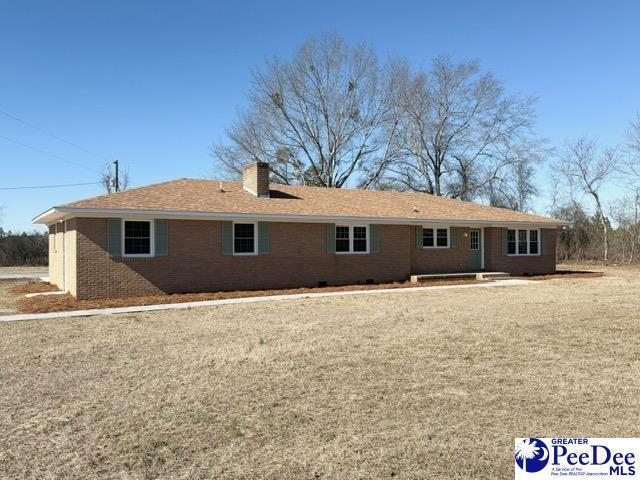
xmin=34 ymin=162 xmax=567 ymax=299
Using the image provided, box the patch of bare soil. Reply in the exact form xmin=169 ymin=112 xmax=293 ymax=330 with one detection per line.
xmin=18 ymin=278 xmax=485 ymax=313
xmin=518 ymin=270 xmax=605 ymax=281
xmin=11 ymin=280 xmax=60 ymax=295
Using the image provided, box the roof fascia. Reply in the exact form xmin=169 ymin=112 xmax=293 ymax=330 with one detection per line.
xmin=33 ymin=206 xmax=570 ymax=228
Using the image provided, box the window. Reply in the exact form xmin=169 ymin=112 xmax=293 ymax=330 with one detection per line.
xmin=470 ymin=230 xmax=480 ymax=250
xmin=336 ymin=226 xmax=350 ymax=253
xmin=233 ymin=223 xmax=256 ymax=255
xmin=529 ymin=230 xmax=539 ymax=254
xmin=422 ymin=227 xmax=449 ymax=248
xmin=353 ymin=226 xmax=367 ymax=252
xmin=507 ymin=229 xmax=540 ymax=256
xmin=507 ymin=229 xmax=516 ymax=254
xmin=518 ymin=230 xmax=528 ymax=254
xmin=124 ymin=220 xmax=152 ymax=256
xmin=423 ymin=228 xmax=434 ymax=247
xmin=437 ymin=228 xmax=448 ymax=247
xmin=335 ymin=225 xmax=369 ymax=254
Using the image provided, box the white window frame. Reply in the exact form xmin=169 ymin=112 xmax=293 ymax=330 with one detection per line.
xmin=232 ymin=221 xmax=258 ymax=256
xmin=335 ymin=224 xmax=370 ymax=255
xmin=122 ymin=219 xmax=155 ymax=258
xmin=507 ymin=228 xmax=541 ymax=256
xmin=422 ymin=226 xmax=450 ymax=249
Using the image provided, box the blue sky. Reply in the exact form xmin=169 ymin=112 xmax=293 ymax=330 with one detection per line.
xmin=1 ymin=0 xmax=639 ymax=231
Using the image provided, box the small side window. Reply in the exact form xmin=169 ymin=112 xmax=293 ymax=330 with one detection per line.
xmin=233 ymin=223 xmax=256 ymax=255
xmin=124 ymin=220 xmax=152 ymax=256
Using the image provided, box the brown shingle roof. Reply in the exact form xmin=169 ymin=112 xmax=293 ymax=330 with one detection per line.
xmin=41 ymin=178 xmax=564 ymax=225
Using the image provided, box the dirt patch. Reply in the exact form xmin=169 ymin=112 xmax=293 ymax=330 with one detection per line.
xmin=17 ymin=278 xmax=485 ymax=314
xmin=11 ymin=280 xmax=60 ymax=295
xmin=518 ymin=270 xmax=605 ymax=281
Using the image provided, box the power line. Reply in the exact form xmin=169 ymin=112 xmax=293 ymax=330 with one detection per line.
xmin=0 ymin=107 xmax=110 ymax=161
xmin=0 ymin=181 xmax=100 ymax=191
xmin=0 ymin=134 xmax=98 ymax=174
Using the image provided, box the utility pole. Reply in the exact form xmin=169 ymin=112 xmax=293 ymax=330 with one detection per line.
xmin=113 ymin=160 xmax=119 ymax=192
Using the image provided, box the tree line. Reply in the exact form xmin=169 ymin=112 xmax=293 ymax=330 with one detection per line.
xmin=0 ymin=228 xmax=48 ymax=266
xmin=213 ymin=34 xmax=640 ymax=264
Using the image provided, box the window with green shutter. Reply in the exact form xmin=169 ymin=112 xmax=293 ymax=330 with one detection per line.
xmin=420 ymin=226 xmax=450 ymax=248
xmin=123 ymin=220 xmax=153 ymax=257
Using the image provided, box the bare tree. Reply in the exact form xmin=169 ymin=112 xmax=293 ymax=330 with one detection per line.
xmin=554 ymin=138 xmax=618 ymax=261
xmin=610 ymin=191 xmax=640 ymax=263
xmin=386 ymin=56 xmax=540 ymax=201
xmin=212 ymin=34 xmax=400 ymax=188
xmin=485 ymin=140 xmax=548 ymax=211
xmin=99 ymin=163 xmax=130 ymax=193
xmin=624 ymin=112 xmax=640 ymax=178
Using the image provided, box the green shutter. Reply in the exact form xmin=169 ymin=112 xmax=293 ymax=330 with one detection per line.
xmin=258 ymin=222 xmax=270 ymax=254
xmin=326 ymin=223 xmax=336 ymax=254
xmin=450 ymin=227 xmax=458 ymax=248
xmin=501 ymin=228 xmax=508 ymax=256
xmin=107 ymin=218 xmax=122 ymax=257
xmin=370 ymin=224 xmax=380 ymax=253
xmin=415 ymin=226 xmax=423 ymax=248
xmin=221 ymin=221 xmax=233 ymax=255
xmin=155 ymin=219 xmax=168 ymax=256
xmin=541 ymin=228 xmax=555 ymax=256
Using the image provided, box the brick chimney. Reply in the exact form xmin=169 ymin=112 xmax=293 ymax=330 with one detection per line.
xmin=242 ymin=161 xmax=270 ymax=198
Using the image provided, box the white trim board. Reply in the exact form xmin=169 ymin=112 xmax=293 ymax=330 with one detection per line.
xmin=34 ymin=206 xmax=569 ymax=228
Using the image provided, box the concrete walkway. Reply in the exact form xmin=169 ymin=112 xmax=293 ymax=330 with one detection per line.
xmin=0 ymin=279 xmax=534 ymax=323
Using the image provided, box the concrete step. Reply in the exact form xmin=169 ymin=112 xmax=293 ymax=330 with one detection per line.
xmin=477 ymin=272 xmax=510 ymax=280
xmin=410 ymin=272 xmax=510 ymax=283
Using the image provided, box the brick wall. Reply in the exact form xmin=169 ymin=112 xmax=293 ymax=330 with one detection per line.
xmin=411 ymin=227 xmax=471 ymax=273
xmin=70 ymin=219 xmax=558 ymax=299
xmin=74 ymin=219 xmax=412 ymax=299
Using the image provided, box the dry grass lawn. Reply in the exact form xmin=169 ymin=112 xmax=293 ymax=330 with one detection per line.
xmin=0 ymin=280 xmax=22 ymax=314
xmin=0 ymin=266 xmax=47 ymax=275
xmin=1 ymin=264 xmax=639 ymax=479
